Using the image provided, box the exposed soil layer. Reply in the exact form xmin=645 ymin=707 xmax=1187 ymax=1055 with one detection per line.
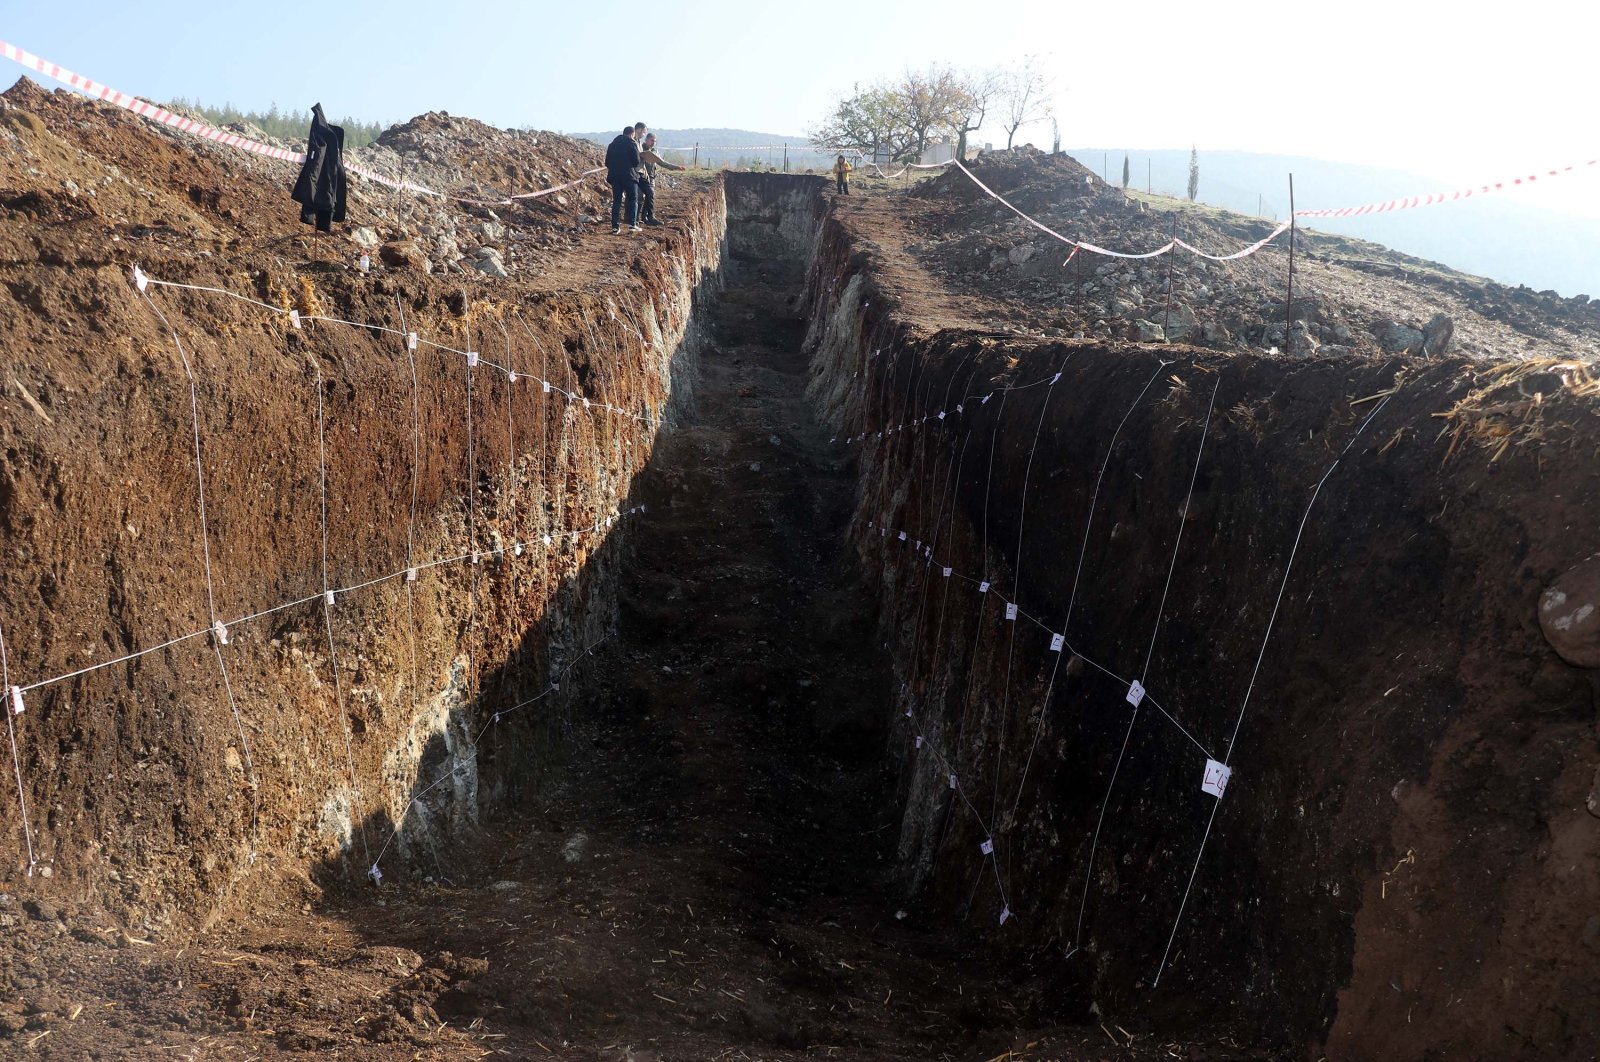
xmin=803 ymin=175 xmax=1600 ymax=1058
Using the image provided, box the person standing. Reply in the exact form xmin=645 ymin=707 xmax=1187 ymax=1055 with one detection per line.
xmin=833 ymin=154 xmax=852 ymax=195
xmin=637 ymin=132 xmax=685 ymax=226
xmin=605 ymin=124 xmax=644 ymax=234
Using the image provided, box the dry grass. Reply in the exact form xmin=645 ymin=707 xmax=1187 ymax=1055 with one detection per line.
xmin=1433 ymin=358 xmax=1599 ymax=464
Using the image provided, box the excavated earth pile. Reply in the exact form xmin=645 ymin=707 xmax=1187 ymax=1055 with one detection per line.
xmin=2 ymin=77 xmax=1598 ymax=1061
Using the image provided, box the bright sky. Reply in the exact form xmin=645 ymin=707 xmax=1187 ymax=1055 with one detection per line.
xmin=6 ymin=0 xmax=1597 ymax=217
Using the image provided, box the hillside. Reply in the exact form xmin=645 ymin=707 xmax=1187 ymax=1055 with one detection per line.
xmin=1069 ymin=148 xmax=1600 ymax=297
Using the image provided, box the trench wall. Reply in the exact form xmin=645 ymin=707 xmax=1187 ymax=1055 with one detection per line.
xmin=786 ymin=181 xmax=1599 ymax=1058
xmin=0 ymin=181 xmax=729 ymax=933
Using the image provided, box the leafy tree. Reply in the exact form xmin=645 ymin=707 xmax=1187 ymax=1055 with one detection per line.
xmin=811 ymin=83 xmax=907 ymax=160
xmin=998 ymin=57 xmax=1052 ymax=150
xmin=887 ymin=66 xmax=971 ymax=162
xmin=1188 ymin=147 xmax=1200 ymax=202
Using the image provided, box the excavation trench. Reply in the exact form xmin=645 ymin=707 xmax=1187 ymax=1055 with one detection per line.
xmin=5 ymin=159 xmax=1598 ymax=1060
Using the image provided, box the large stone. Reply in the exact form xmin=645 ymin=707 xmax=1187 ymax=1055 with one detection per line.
xmin=348 ymin=226 xmax=380 ymax=250
xmin=378 ymin=240 xmax=429 ymax=273
xmin=1422 ymin=313 xmax=1455 ymax=355
xmin=1539 ymin=553 xmax=1600 ymax=667
xmin=1133 ymin=319 xmax=1166 ymax=343
xmin=1287 ymin=320 xmax=1319 ymax=357
xmin=471 ymin=248 xmax=508 ymax=278
xmin=1375 ymin=320 xmax=1426 ymax=354
xmin=1008 ymin=243 xmax=1037 ymax=266
xmin=1164 ymin=300 xmax=1199 ymax=341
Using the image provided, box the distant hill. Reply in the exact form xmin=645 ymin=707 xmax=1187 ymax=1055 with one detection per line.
xmin=572 ymin=128 xmax=812 ymax=150
xmin=1068 ymin=149 xmax=1600 ymax=298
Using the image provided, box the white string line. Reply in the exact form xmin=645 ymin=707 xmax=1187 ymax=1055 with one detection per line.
xmin=0 ymin=618 xmax=38 ymax=875
xmin=464 ymin=335 xmax=481 ymax=711
xmin=368 ymin=638 xmax=608 ymax=874
xmin=872 ymin=515 xmax=1214 ymax=763
xmin=1072 ymin=378 xmax=1220 ymax=951
xmin=397 ymin=295 xmax=426 ymax=816
xmin=316 ymin=365 xmax=372 ymax=865
xmin=136 ymin=287 xmax=262 ymax=851
xmin=1152 ymin=390 xmax=1399 ymax=986
xmin=1064 ymin=362 xmax=1170 ymax=635
xmin=991 ymin=349 xmax=1076 ymax=830
xmin=141 ymin=269 xmax=659 ymax=429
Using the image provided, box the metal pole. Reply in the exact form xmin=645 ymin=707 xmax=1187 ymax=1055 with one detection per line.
xmin=1147 ymin=159 xmax=1152 ymax=195
xmin=1284 ymin=174 xmax=1297 ymax=351
xmin=1103 ymin=152 xmax=1108 ymax=183
xmin=1162 ymin=213 xmax=1178 ymax=339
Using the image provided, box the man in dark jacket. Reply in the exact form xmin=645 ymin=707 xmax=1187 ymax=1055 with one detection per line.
xmin=291 ymin=103 xmax=347 ymax=232
xmin=604 ymin=124 xmax=643 ymax=234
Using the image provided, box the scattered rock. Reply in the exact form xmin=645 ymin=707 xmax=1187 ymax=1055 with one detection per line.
xmin=22 ymin=899 xmax=58 ymax=922
xmin=471 ymin=247 xmax=508 ymax=278
xmin=1588 ymin=766 xmax=1600 ymax=820
xmin=1287 ymin=320 xmax=1319 ymax=356
xmin=1422 ymin=312 xmax=1455 ymax=355
xmin=1164 ymin=300 xmax=1199 ymax=341
xmin=1375 ymin=320 xmax=1426 ymax=355
xmin=1007 ymin=243 xmax=1036 ymax=266
xmin=348 ymin=226 xmax=380 ymax=250
xmin=1133 ymin=319 xmax=1166 ymax=343
xmin=1539 ymin=554 xmax=1600 ymax=667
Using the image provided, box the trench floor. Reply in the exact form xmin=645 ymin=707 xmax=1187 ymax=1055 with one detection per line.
xmin=4 ymin=249 xmax=1232 ymax=1061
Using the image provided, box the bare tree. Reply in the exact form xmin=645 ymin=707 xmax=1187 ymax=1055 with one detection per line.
xmin=998 ymin=57 xmax=1052 ymax=150
xmin=947 ymin=69 xmax=999 ymax=162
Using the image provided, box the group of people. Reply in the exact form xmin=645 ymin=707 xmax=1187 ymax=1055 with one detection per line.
xmin=604 ymin=123 xmax=685 ymax=234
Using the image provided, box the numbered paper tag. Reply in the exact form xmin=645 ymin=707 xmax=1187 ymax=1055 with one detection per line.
xmin=999 ymin=905 xmax=1012 ymax=926
xmin=359 ymin=254 xmax=370 ymax=273
xmin=981 ymin=393 xmax=992 ymax=404
xmin=1049 ymin=633 xmax=1065 ymax=652
xmin=948 ymin=773 xmax=958 ymax=790
xmin=132 ymin=265 xmax=149 ymax=292
xmin=898 ymin=531 xmax=907 ymax=541
xmin=406 ymin=567 xmax=418 ymax=583
xmin=956 ymin=404 xmax=964 ymax=414
xmin=1005 ymin=603 xmax=1018 ymax=621
xmin=978 ymin=581 xmax=990 ymax=594
xmin=1126 ymin=680 xmax=1146 ymax=707
xmin=1050 ymin=372 xmax=1062 ymax=385
xmin=938 ymin=411 xmax=946 ymax=420
xmin=914 ymin=735 xmax=923 ymax=749
xmin=407 ymin=332 xmax=419 ymax=351
xmin=212 ymin=620 xmax=230 ymax=646
xmin=904 ymin=706 xmax=913 ymax=719
xmin=542 ymin=534 xmax=553 ymax=546
xmin=980 ymin=838 xmax=994 ymax=856
xmin=514 ymin=542 xmax=524 ymax=556
xmin=368 ymin=862 xmax=383 ymax=886
xmin=942 ymin=567 xmax=952 ymax=578
xmin=324 ymin=590 xmax=336 ymax=607
xmin=466 ymin=350 xmax=479 ymax=368
xmin=8 ymin=686 xmax=24 ymax=717
xmin=543 ymin=379 xmax=552 ymax=393
xmin=289 ymin=309 xmax=302 ymax=330
xmin=1202 ymin=759 xmax=1232 ymax=798
xmin=914 ymin=540 xmax=921 ymax=551
xmin=508 ymin=371 xmax=518 ymax=385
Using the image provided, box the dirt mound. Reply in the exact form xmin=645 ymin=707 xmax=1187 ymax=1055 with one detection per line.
xmin=895 ymin=148 xmax=1600 ymax=360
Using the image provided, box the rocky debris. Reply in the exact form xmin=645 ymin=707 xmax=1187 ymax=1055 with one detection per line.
xmin=1588 ymin=766 xmax=1600 ymax=819
xmin=348 ymin=226 xmax=380 ymax=250
xmin=1008 ymin=243 xmax=1036 ymax=267
xmin=1539 ymin=554 xmax=1600 ymax=667
xmin=472 ymin=246 xmax=508 ymax=278
xmin=1133 ymin=319 xmax=1165 ymax=343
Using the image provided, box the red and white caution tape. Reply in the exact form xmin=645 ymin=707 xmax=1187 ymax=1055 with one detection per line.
xmin=1294 ymin=159 xmax=1600 ymax=219
xmin=0 ymin=40 xmax=599 ymax=206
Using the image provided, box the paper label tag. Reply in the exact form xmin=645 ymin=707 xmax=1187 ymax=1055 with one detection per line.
xmin=8 ymin=686 xmax=24 ymax=717
xmin=543 ymin=379 xmax=552 ymax=393
xmin=978 ymin=581 xmax=990 ymax=594
xmin=551 ymin=680 xmax=560 ymax=691
xmin=1005 ymin=603 xmax=1018 ymax=621
xmin=368 ymin=862 xmax=383 ymax=886
xmin=938 ymin=411 xmax=946 ymax=420
xmin=1051 ymin=372 xmax=1061 ymax=385
xmin=359 ymin=254 xmax=370 ymax=273
xmin=981 ymin=393 xmax=992 ymax=404
xmin=914 ymin=735 xmax=923 ymax=748
xmin=1126 ymin=680 xmax=1146 ymax=707
xmin=904 ymin=707 xmax=913 ymax=719
xmin=898 ymin=531 xmax=907 ymax=541
xmin=212 ymin=620 xmax=230 ymax=646
xmin=407 ymin=332 xmax=419 ymax=351
xmin=466 ymin=351 xmax=480 ymax=368
xmin=1202 ymin=759 xmax=1232 ymax=798
xmin=406 ymin=567 xmax=418 ymax=583
xmin=542 ymin=534 xmax=552 ymax=546
xmin=289 ymin=309 xmax=302 ymax=330
xmin=956 ymin=404 xmax=964 ymax=414
xmin=132 ymin=265 xmax=149 ymax=292
xmin=508 ymin=371 xmax=518 ymax=385
xmin=914 ymin=540 xmax=921 ymax=550
xmin=948 ymin=773 xmax=958 ymax=790
xmin=514 ymin=542 xmax=524 ymax=556
xmin=942 ymin=567 xmax=952 ymax=578
xmin=1049 ymin=633 xmax=1065 ymax=652
xmin=999 ymin=905 xmax=1012 ymax=925
xmin=980 ymin=838 xmax=994 ymax=856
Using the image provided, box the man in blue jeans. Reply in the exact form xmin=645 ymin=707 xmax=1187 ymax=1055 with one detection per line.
xmin=605 ymin=124 xmax=643 ymax=234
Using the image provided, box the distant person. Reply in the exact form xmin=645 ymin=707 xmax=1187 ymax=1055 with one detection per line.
xmin=833 ymin=155 xmax=852 ymax=195
xmin=605 ymin=123 xmax=643 ymax=234
xmin=637 ymin=132 xmax=685 ymax=226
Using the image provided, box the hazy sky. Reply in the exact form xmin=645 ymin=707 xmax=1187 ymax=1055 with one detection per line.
xmin=6 ymin=0 xmax=1597 ymax=217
